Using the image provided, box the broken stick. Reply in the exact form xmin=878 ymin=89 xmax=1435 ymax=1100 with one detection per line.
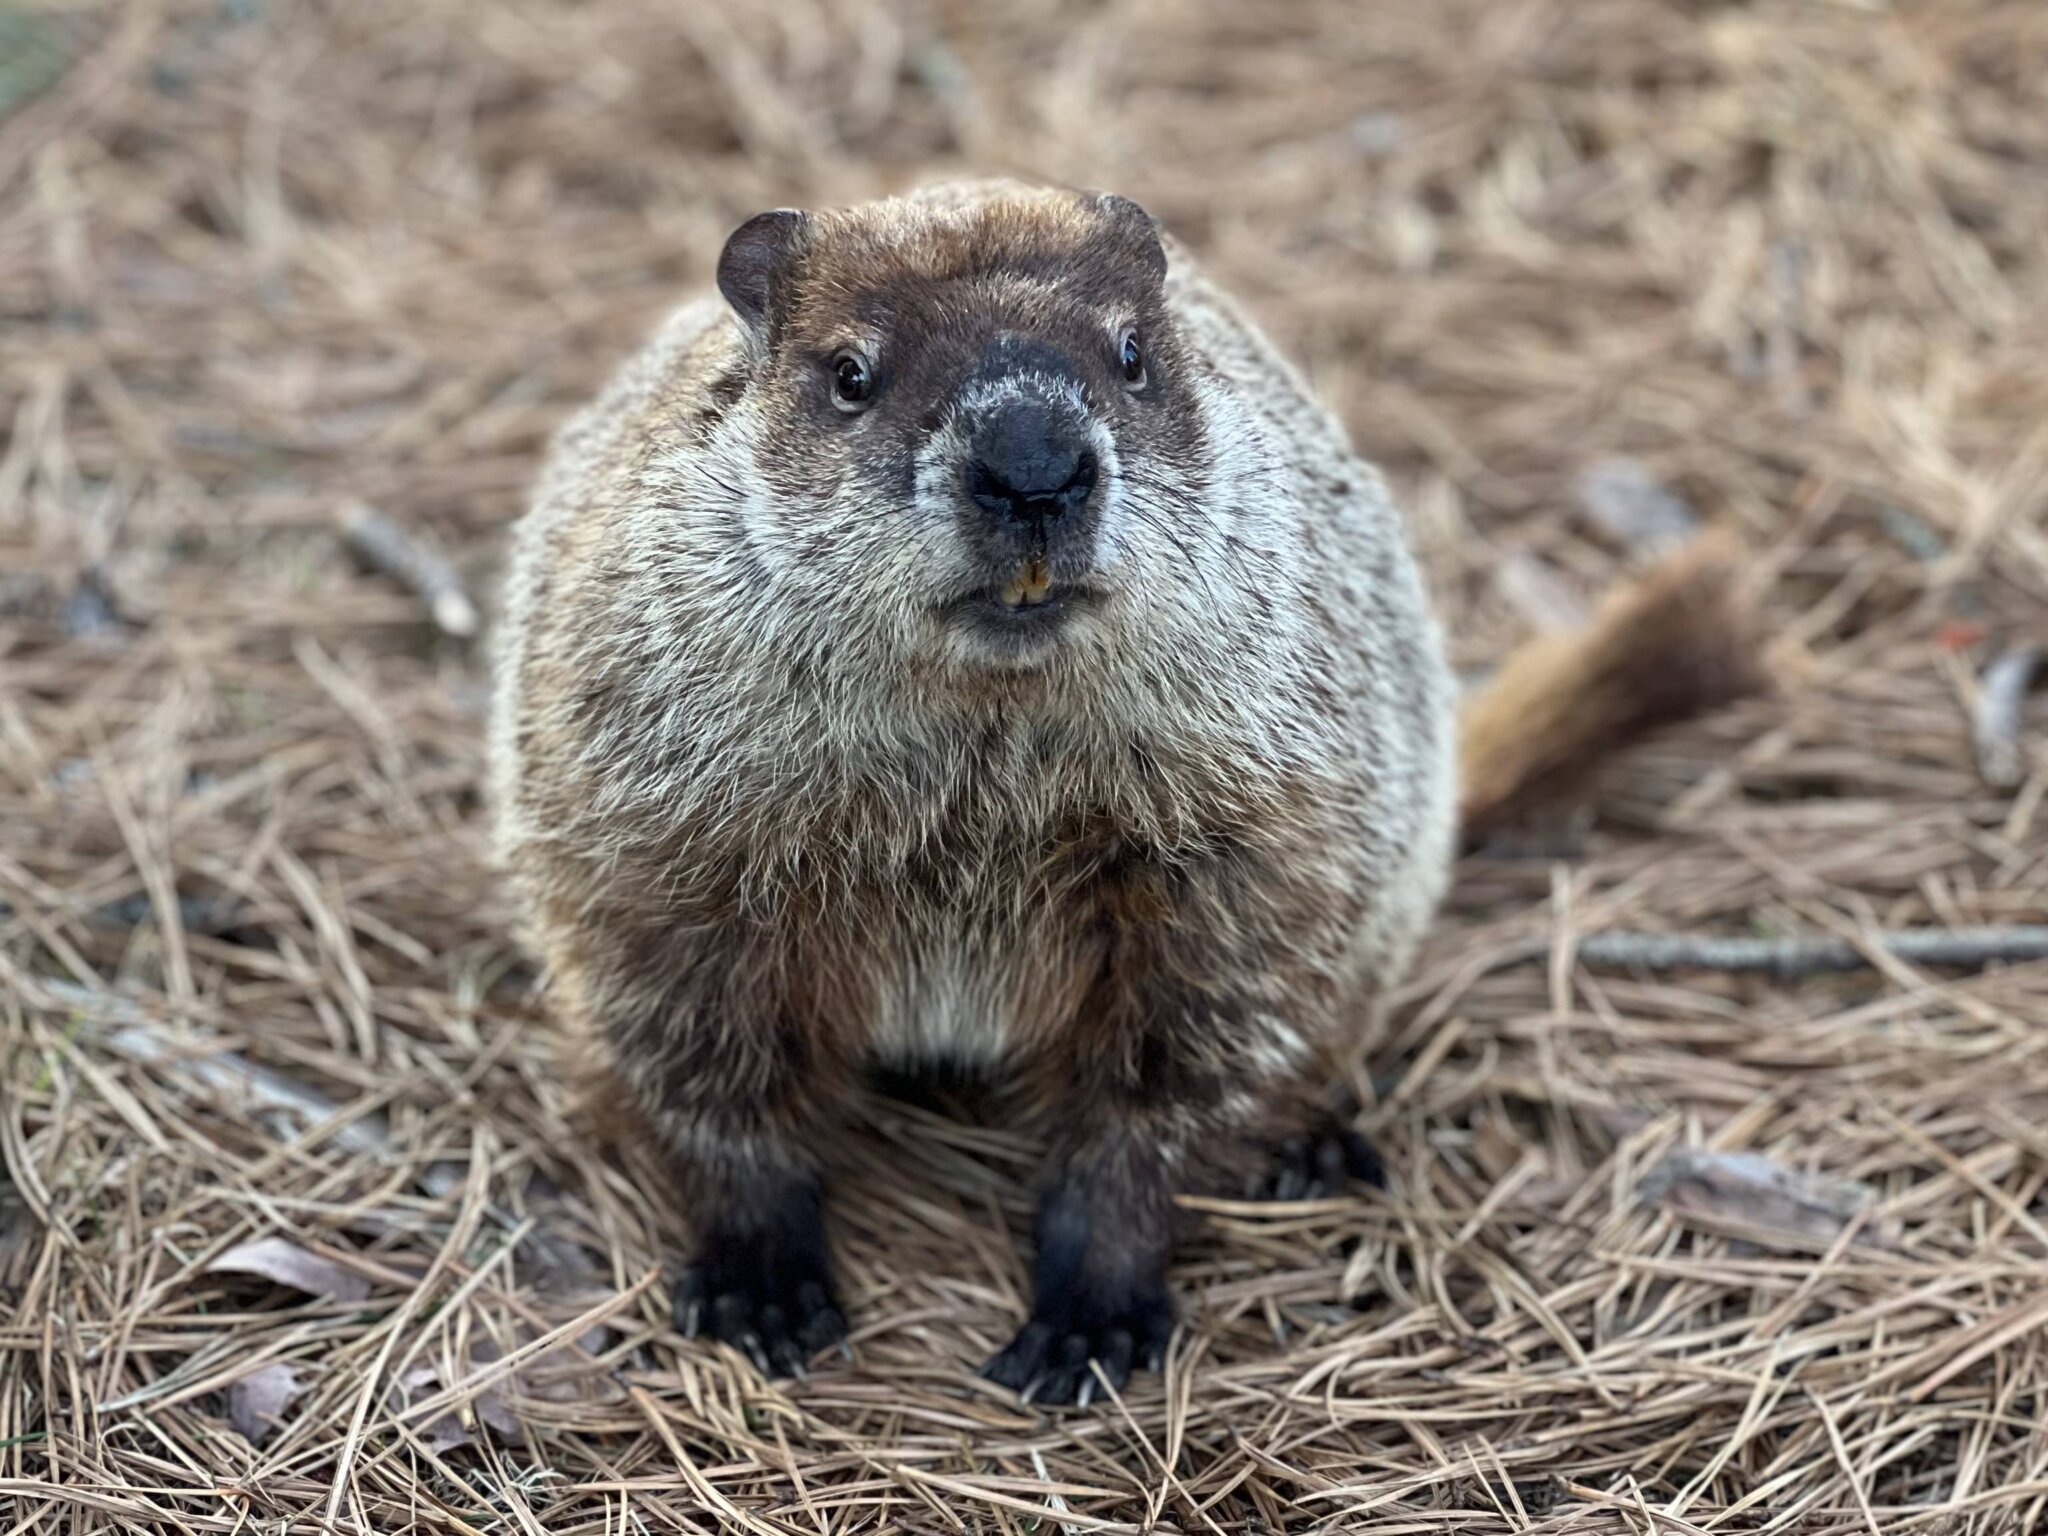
xmin=337 ymin=501 xmax=479 ymax=638
xmin=1572 ymin=925 xmax=2048 ymax=979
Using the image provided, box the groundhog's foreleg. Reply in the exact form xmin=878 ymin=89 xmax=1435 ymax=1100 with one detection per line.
xmin=983 ymin=1012 xmax=1382 ymax=1402
xmin=981 ymin=846 xmax=1387 ymax=1404
xmin=557 ymin=921 xmax=853 ymax=1376
xmin=978 ymin=1052 xmax=1188 ymax=1406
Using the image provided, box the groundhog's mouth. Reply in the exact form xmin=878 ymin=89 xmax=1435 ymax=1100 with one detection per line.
xmin=998 ymin=559 xmax=1054 ymax=609
xmin=939 ymin=578 xmax=1106 ymax=634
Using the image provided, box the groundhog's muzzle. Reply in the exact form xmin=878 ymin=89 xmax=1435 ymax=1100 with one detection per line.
xmin=950 ymin=379 xmax=1108 ymax=625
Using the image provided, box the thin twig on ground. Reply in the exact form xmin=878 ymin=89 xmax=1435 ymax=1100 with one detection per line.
xmin=1571 ymin=926 xmax=2048 ymax=978
xmin=337 ymin=502 xmax=479 ymax=638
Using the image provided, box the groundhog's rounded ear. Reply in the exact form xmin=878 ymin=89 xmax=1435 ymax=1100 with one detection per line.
xmin=1096 ymin=193 xmax=1167 ymax=282
xmin=717 ymin=209 xmax=809 ymax=328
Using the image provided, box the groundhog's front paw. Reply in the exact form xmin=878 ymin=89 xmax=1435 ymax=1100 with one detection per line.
xmin=981 ymin=1289 xmax=1176 ymax=1407
xmin=1253 ymin=1121 xmax=1385 ymax=1201
xmin=674 ymin=1224 xmax=847 ymax=1378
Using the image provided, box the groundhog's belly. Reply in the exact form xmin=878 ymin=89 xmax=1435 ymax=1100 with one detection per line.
xmin=863 ymin=915 xmax=1082 ymax=1069
xmin=867 ymin=938 xmax=1020 ymax=1069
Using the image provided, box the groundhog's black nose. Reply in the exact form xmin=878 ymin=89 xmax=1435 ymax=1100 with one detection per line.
xmin=965 ymin=400 xmax=1097 ymax=524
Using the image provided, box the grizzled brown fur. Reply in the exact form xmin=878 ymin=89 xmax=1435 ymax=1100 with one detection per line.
xmin=493 ymin=178 xmax=1750 ymax=1402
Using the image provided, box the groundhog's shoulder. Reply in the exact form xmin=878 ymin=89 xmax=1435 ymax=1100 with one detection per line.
xmin=1158 ymin=244 xmax=1355 ymax=471
xmin=505 ymin=293 xmax=737 ymax=595
xmin=533 ymin=294 xmax=739 ymax=532
xmin=487 ymin=294 xmax=739 ymax=850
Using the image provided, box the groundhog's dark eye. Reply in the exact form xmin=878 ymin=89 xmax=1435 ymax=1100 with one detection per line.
xmin=1119 ymin=328 xmax=1146 ymax=389
xmin=831 ymin=351 xmax=874 ymax=412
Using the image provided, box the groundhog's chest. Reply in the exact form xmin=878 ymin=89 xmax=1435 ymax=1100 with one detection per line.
xmin=866 ymin=928 xmax=1048 ymax=1069
xmin=802 ymin=787 xmax=1205 ymax=1069
xmin=847 ymin=833 xmax=1117 ymax=1071
xmin=722 ymin=719 xmax=1282 ymax=1067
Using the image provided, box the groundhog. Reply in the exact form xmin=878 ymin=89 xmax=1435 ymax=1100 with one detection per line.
xmin=490 ymin=178 xmax=1764 ymax=1404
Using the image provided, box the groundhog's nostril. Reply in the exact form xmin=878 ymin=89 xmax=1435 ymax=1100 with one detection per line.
xmin=966 ymin=404 xmax=1097 ymax=523
xmin=966 ymin=450 xmax=1096 ymax=523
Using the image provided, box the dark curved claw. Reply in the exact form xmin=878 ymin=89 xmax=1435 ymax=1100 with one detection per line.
xmin=1256 ymin=1121 xmax=1386 ymax=1201
xmin=981 ymin=1295 xmax=1175 ymax=1408
xmin=672 ymin=1187 xmax=847 ymax=1380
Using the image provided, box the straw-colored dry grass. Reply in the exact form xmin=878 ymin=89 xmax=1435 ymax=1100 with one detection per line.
xmin=4 ymin=1 xmax=2048 ymax=1531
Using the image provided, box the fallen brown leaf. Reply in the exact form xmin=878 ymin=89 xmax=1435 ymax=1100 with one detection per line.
xmin=1639 ymin=1149 xmax=1898 ymax=1251
xmin=228 ymin=1363 xmax=304 ymax=1445
xmin=205 ymin=1237 xmax=373 ymax=1303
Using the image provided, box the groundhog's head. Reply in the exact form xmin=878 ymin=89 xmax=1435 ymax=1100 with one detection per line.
xmin=710 ymin=183 xmax=1217 ymax=674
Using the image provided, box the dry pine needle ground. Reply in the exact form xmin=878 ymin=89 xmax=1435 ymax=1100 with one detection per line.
xmin=3 ymin=1 xmax=2048 ymax=1532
